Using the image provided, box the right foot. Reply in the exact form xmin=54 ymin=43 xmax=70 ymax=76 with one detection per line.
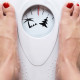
xmin=56 ymin=3 xmax=80 ymax=80
xmin=0 ymin=2 xmax=20 ymax=80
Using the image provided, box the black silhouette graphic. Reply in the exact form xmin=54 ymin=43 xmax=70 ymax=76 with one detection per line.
xmin=24 ymin=18 xmax=37 ymax=28
xmin=23 ymin=17 xmax=49 ymax=28
xmin=24 ymin=18 xmax=33 ymax=23
xmin=39 ymin=17 xmax=48 ymax=28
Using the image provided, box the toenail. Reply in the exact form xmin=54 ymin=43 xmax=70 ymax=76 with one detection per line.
xmin=77 ymin=4 xmax=79 ymax=6
xmin=66 ymin=3 xmax=73 ymax=8
xmin=3 ymin=2 xmax=9 ymax=8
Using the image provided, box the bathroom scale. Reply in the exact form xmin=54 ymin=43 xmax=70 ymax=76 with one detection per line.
xmin=0 ymin=0 xmax=78 ymax=80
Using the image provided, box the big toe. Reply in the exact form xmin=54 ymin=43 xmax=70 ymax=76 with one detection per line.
xmin=3 ymin=2 xmax=15 ymax=17
xmin=61 ymin=3 xmax=74 ymax=17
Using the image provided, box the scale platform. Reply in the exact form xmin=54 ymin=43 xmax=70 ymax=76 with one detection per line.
xmin=0 ymin=0 xmax=79 ymax=80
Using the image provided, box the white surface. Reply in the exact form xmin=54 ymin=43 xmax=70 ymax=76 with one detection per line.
xmin=0 ymin=0 xmax=79 ymax=80
xmin=18 ymin=0 xmax=59 ymax=65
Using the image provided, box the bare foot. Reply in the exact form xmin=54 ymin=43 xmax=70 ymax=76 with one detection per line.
xmin=0 ymin=3 xmax=20 ymax=80
xmin=56 ymin=3 xmax=80 ymax=80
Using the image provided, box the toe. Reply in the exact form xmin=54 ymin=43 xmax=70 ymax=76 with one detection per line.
xmin=78 ymin=5 xmax=80 ymax=20
xmin=3 ymin=2 xmax=15 ymax=17
xmin=61 ymin=3 xmax=74 ymax=17
xmin=0 ymin=4 xmax=3 ymax=18
xmin=73 ymin=4 xmax=79 ymax=19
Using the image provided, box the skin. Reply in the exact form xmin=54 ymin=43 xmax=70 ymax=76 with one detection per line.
xmin=0 ymin=2 xmax=80 ymax=80
xmin=0 ymin=3 xmax=20 ymax=80
xmin=56 ymin=3 xmax=80 ymax=80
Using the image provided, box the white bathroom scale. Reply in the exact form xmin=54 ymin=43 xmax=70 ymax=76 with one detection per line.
xmin=0 ymin=0 xmax=78 ymax=80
